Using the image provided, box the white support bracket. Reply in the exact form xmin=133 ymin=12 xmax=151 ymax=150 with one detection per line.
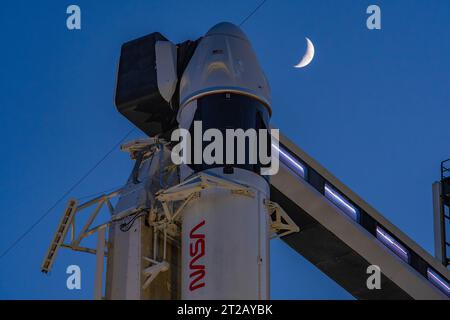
xmin=155 ymin=172 xmax=254 ymax=223
xmin=265 ymin=199 xmax=300 ymax=239
xmin=142 ymin=257 xmax=170 ymax=290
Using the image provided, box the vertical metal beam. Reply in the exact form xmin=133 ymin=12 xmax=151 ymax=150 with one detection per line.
xmin=94 ymin=227 xmax=106 ymax=300
xmin=432 ymin=182 xmax=445 ymax=265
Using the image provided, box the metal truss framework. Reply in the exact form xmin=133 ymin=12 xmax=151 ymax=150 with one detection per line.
xmin=41 ymin=168 xmax=300 ymax=295
xmin=41 ymin=189 xmax=121 ymax=274
xmin=265 ymin=200 xmax=300 ymax=239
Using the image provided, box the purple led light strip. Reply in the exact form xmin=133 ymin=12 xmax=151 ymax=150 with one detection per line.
xmin=427 ymin=268 xmax=450 ymax=296
xmin=376 ymin=226 xmax=409 ymax=262
xmin=272 ymin=143 xmax=305 ymax=178
xmin=324 ymin=184 xmax=358 ymax=220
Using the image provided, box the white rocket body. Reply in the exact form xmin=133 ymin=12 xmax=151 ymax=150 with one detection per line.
xmin=177 ymin=22 xmax=272 ymax=299
xmin=181 ymin=168 xmax=270 ymax=299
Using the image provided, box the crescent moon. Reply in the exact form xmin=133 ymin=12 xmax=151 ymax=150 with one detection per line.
xmin=294 ymin=37 xmax=315 ymax=68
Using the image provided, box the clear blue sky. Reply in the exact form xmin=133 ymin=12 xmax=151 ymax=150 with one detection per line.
xmin=0 ymin=0 xmax=449 ymax=299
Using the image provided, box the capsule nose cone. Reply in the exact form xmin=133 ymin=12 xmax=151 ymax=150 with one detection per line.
xmin=205 ymin=22 xmax=248 ymax=41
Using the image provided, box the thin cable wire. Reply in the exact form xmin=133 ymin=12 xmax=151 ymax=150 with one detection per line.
xmin=0 ymin=127 xmax=136 ymax=260
xmin=239 ymin=0 xmax=268 ymax=26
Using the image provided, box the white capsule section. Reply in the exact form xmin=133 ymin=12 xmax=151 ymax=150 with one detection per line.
xmin=178 ymin=21 xmax=271 ymax=121
xmin=181 ymin=167 xmax=270 ymax=299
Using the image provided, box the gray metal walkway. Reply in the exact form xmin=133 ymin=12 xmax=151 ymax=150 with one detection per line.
xmin=271 ymin=132 xmax=450 ymax=299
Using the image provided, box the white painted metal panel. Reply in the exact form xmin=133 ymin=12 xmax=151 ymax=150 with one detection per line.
xmin=181 ymin=168 xmax=270 ymax=299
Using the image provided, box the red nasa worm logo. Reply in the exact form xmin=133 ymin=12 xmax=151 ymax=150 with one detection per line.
xmin=189 ymin=220 xmax=205 ymax=291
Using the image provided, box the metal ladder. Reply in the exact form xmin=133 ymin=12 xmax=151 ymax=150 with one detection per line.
xmin=41 ymin=199 xmax=77 ymax=273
